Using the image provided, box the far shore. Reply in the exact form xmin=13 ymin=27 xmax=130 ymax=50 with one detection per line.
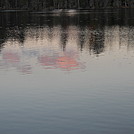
xmin=0 ymin=9 xmax=27 ymax=12
xmin=0 ymin=8 xmax=133 ymax=14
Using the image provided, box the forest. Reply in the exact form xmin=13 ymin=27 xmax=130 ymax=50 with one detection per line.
xmin=0 ymin=0 xmax=134 ymax=11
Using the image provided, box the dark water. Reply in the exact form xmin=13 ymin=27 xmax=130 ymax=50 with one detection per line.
xmin=0 ymin=9 xmax=134 ymax=134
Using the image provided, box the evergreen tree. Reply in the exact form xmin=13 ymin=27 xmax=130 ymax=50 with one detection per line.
xmin=0 ymin=0 xmax=134 ymax=10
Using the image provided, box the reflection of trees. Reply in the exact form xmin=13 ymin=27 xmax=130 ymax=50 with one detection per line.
xmin=60 ymin=23 xmax=68 ymax=51
xmin=0 ymin=27 xmax=25 ymax=47
xmin=104 ymin=25 xmax=134 ymax=52
xmin=0 ymin=28 xmax=7 ymax=51
xmin=1 ymin=10 xmax=134 ymax=55
xmin=90 ymin=28 xmax=104 ymax=54
xmin=1 ymin=13 xmax=134 ymax=73
xmin=77 ymin=25 xmax=104 ymax=55
xmin=128 ymin=27 xmax=134 ymax=49
xmin=119 ymin=26 xmax=134 ymax=50
xmin=6 ymin=27 xmax=25 ymax=43
xmin=0 ymin=12 xmax=27 ymax=47
xmin=77 ymin=26 xmax=86 ymax=51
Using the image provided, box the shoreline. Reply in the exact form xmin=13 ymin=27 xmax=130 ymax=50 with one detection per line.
xmin=0 ymin=8 xmax=133 ymax=14
xmin=0 ymin=10 xmax=28 ymax=12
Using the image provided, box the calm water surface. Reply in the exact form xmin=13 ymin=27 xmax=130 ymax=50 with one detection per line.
xmin=0 ymin=9 xmax=134 ymax=134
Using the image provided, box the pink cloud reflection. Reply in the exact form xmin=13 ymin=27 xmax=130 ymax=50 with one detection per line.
xmin=38 ymin=51 xmax=85 ymax=71
xmin=3 ymin=52 xmax=20 ymax=63
xmin=1 ymin=51 xmax=32 ymax=74
xmin=1 ymin=50 xmax=85 ymax=74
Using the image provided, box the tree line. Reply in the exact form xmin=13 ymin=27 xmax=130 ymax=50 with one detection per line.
xmin=0 ymin=0 xmax=134 ymax=10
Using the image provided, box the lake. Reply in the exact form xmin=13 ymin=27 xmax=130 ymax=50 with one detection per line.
xmin=0 ymin=9 xmax=134 ymax=134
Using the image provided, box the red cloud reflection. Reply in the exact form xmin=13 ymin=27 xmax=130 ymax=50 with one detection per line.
xmin=3 ymin=52 xmax=20 ymax=63
xmin=1 ymin=51 xmax=32 ymax=74
xmin=56 ymin=56 xmax=80 ymax=70
xmin=38 ymin=51 xmax=85 ymax=71
xmin=1 ymin=50 xmax=85 ymax=74
xmin=38 ymin=56 xmax=57 ymax=69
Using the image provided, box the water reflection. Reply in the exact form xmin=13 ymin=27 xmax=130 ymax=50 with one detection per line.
xmin=38 ymin=51 xmax=84 ymax=71
xmin=0 ymin=10 xmax=134 ymax=134
xmin=0 ymin=10 xmax=134 ymax=74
